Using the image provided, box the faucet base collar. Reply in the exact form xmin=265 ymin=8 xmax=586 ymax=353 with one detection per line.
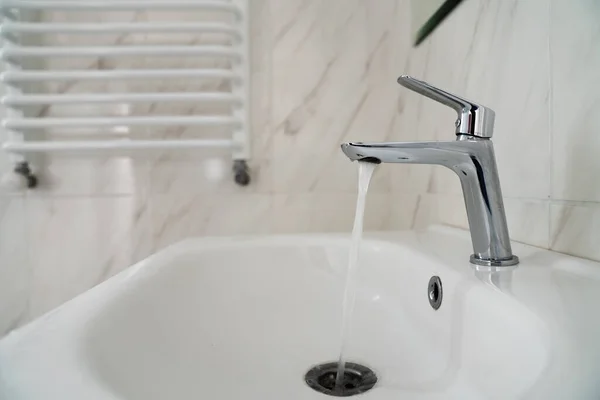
xmin=470 ymin=254 xmax=520 ymax=267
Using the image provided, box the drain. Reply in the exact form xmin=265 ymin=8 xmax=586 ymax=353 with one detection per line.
xmin=305 ymin=362 xmax=377 ymax=397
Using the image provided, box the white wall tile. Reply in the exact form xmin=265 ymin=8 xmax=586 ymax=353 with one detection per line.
xmin=248 ymin=0 xmax=273 ymax=158
xmin=504 ymin=199 xmax=550 ymax=249
xmin=405 ymin=195 xmax=550 ymax=250
xmin=24 ymin=196 xmax=152 ymax=320
xmin=412 ymin=194 xmax=468 ymax=231
xmin=550 ymin=203 xmax=600 ymax=261
xmin=201 ymin=194 xmax=273 ymax=237
xmin=389 ymin=193 xmax=421 ymax=230
xmin=269 ymin=194 xmax=312 ymax=233
xmin=27 ymin=156 xmax=149 ymax=197
xmin=147 ymin=156 xmax=271 ymax=195
xmin=271 ymin=150 xmax=390 ymax=194
xmin=270 ymin=193 xmax=391 ymax=234
xmin=269 ymin=0 xmax=387 ymax=196
xmin=404 ymin=0 xmax=551 ymax=199
xmin=149 ymin=193 xmax=273 ymax=251
xmin=307 ymin=193 xmax=391 ymax=233
xmin=550 ymin=0 xmax=600 ymax=202
xmin=0 ymin=196 xmax=29 ymax=336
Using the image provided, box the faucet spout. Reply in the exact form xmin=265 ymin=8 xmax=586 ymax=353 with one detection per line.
xmin=341 ymin=140 xmax=474 ymax=165
xmin=341 ymin=139 xmax=519 ymax=267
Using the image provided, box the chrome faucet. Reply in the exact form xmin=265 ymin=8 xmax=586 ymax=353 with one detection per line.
xmin=341 ymin=75 xmax=519 ymax=267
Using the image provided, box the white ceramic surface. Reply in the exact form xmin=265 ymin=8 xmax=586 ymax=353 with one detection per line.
xmin=1 ymin=226 xmax=599 ymax=399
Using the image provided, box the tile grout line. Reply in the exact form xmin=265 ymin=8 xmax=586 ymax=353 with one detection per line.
xmin=548 ymin=199 xmax=600 ymax=208
xmin=546 ymin=0 xmax=554 ymax=250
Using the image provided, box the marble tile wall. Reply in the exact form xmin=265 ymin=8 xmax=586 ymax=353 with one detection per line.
xmin=0 ymin=0 xmax=599 ymax=335
xmin=0 ymin=0 xmax=397 ymax=334
xmin=384 ymin=0 xmax=600 ymax=263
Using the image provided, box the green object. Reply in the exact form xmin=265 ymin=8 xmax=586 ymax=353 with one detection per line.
xmin=414 ymin=0 xmax=464 ymax=46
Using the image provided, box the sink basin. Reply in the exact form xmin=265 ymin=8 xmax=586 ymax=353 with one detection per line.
xmin=1 ymin=226 xmax=600 ymax=399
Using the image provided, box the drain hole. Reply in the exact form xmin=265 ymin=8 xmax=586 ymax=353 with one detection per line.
xmin=305 ymin=362 xmax=377 ymax=397
xmin=316 ymin=371 xmax=360 ymax=391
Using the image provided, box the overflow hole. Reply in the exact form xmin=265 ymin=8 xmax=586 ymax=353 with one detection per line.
xmin=428 ymin=276 xmax=443 ymax=310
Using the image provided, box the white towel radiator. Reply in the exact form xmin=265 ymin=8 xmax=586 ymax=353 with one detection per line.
xmin=0 ymin=0 xmax=251 ymax=188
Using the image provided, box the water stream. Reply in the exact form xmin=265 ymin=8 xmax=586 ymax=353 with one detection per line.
xmin=335 ymin=161 xmax=378 ymax=390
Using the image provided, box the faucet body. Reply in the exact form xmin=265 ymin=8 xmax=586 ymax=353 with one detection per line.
xmin=341 ymin=76 xmax=519 ymax=267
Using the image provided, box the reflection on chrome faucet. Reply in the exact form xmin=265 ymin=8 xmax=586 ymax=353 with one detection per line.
xmin=341 ymin=75 xmax=519 ymax=267
xmin=473 ymin=265 xmax=516 ymax=293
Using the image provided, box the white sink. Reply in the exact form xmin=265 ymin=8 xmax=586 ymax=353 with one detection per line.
xmin=1 ymin=226 xmax=600 ymax=399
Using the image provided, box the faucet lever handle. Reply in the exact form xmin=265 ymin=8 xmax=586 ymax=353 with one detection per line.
xmin=397 ymin=75 xmax=495 ymax=138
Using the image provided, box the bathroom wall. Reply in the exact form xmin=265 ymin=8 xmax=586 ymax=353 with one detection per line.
xmin=384 ymin=0 xmax=600 ymax=263
xmin=0 ymin=0 xmax=397 ymax=335
xmin=0 ymin=0 xmax=599 ymax=336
